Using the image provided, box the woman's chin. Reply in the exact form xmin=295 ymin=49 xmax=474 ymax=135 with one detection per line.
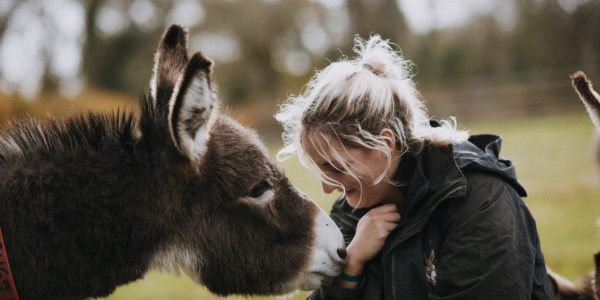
xmin=344 ymin=189 xmax=356 ymax=199
xmin=345 ymin=190 xmax=363 ymax=208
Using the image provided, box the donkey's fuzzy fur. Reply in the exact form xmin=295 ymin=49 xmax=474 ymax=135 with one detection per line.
xmin=547 ymin=267 xmax=598 ymax=300
xmin=572 ymin=71 xmax=600 ymax=131
xmin=0 ymin=24 xmax=345 ymax=299
xmin=547 ymin=71 xmax=600 ymax=300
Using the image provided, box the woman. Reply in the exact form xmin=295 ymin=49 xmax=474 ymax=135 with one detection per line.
xmin=276 ymin=35 xmax=554 ymax=299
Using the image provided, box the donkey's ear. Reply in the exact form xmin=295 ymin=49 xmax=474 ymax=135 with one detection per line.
xmin=572 ymin=71 xmax=600 ymax=131
xmin=168 ymin=52 xmax=218 ymax=163
xmin=151 ymin=24 xmax=189 ymax=111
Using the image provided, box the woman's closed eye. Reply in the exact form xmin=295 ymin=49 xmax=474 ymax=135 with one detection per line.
xmin=323 ymin=163 xmax=345 ymax=174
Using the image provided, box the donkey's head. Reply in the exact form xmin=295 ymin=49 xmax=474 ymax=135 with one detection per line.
xmin=146 ymin=24 xmax=346 ymax=296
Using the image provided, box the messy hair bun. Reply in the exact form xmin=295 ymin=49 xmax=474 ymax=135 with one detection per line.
xmin=275 ymin=34 xmax=468 ymax=194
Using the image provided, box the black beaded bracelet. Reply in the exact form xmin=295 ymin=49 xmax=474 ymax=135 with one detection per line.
xmin=340 ymin=272 xmax=362 ymax=282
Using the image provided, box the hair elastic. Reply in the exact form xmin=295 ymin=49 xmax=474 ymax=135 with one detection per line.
xmin=362 ymin=63 xmax=383 ymax=76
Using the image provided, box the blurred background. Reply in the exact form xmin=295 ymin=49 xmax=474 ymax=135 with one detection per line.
xmin=1 ymin=0 xmax=600 ymax=299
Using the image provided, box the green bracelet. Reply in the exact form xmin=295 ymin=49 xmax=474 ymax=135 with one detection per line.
xmin=340 ymin=272 xmax=362 ymax=282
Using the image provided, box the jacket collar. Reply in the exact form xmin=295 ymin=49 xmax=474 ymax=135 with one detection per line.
xmin=453 ymin=134 xmax=526 ymax=196
xmin=385 ymin=143 xmax=467 ymax=253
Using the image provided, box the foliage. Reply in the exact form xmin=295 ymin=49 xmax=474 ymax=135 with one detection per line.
xmin=408 ymin=0 xmax=600 ymax=86
xmin=0 ymin=88 xmax=136 ymax=125
xmin=3 ymin=0 xmax=598 ymax=110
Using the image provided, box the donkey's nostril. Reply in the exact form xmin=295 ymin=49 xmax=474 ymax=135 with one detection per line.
xmin=337 ymin=248 xmax=347 ymax=259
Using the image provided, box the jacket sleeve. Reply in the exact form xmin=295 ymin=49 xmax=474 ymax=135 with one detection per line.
xmin=434 ymin=171 xmax=554 ymax=300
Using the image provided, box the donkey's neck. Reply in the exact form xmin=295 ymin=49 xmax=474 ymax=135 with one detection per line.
xmin=0 ymin=112 xmax=175 ymax=299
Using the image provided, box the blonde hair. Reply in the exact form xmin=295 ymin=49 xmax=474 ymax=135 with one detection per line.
xmin=276 ymin=35 xmax=468 ymax=201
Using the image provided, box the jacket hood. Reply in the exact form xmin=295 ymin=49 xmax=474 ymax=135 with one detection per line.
xmin=453 ymin=134 xmax=527 ymax=197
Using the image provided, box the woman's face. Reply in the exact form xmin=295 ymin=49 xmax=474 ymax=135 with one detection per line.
xmin=303 ymin=133 xmax=399 ymax=209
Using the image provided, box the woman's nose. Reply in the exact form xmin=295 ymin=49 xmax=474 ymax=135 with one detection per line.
xmin=321 ymin=181 xmax=339 ymax=194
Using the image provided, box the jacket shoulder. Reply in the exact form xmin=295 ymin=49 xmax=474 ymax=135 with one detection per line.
xmin=451 ymin=170 xmax=516 ymax=226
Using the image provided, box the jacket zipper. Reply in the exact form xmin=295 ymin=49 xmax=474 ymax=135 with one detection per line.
xmin=390 ymin=255 xmax=396 ymax=299
xmin=383 ymin=252 xmax=396 ymax=300
xmin=382 ymin=195 xmax=457 ymax=300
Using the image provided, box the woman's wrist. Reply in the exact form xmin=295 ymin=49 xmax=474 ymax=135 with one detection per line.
xmin=344 ymin=245 xmax=367 ymax=275
xmin=337 ymin=265 xmax=364 ymax=288
xmin=336 ymin=247 xmax=366 ymax=288
xmin=343 ymin=258 xmax=365 ymax=276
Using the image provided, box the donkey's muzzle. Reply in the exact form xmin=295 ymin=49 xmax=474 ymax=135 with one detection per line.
xmin=298 ymin=208 xmax=346 ymax=291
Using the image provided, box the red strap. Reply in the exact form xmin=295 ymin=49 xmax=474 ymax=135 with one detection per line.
xmin=0 ymin=226 xmax=19 ymax=300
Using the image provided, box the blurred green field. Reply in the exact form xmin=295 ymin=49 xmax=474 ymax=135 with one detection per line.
xmin=87 ymin=112 xmax=599 ymax=299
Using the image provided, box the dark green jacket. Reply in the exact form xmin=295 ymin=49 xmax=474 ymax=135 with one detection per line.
xmin=308 ymin=135 xmax=554 ymax=300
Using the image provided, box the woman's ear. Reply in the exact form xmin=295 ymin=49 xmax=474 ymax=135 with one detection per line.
xmin=379 ymin=128 xmax=396 ymax=151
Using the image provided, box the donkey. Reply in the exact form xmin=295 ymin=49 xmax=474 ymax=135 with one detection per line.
xmin=546 ymin=71 xmax=600 ymax=300
xmin=0 ymin=24 xmax=346 ymax=300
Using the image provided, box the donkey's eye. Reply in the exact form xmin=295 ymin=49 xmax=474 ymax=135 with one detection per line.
xmin=249 ymin=181 xmax=272 ymax=198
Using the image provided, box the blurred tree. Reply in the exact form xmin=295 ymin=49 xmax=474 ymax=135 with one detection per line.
xmin=1 ymin=0 xmax=599 ymax=114
xmin=1 ymin=0 xmax=341 ymax=102
xmin=342 ymin=0 xmax=410 ymax=55
xmin=0 ymin=0 xmax=88 ymax=98
xmin=0 ymin=1 xmax=18 ymax=40
xmin=198 ymin=0 xmax=331 ymax=104
xmin=406 ymin=0 xmax=600 ymax=87
xmin=567 ymin=0 xmax=600 ymax=74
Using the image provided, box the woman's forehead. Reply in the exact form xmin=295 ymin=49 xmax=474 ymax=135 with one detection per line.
xmin=302 ymin=133 xmax=338 ymax=158
xmin=302 ymin=133 xmax=360 ymax=164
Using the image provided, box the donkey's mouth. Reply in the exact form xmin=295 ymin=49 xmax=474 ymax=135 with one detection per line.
xmin=313 ymin=272 xmax=338 ymax=287
xmin=299 ymin=270 xmax=341 ymax=291
xmin=298 ymin=250 xmax=346 ymax=290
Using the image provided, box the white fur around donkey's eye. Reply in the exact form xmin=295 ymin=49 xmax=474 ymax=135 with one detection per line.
xmin=255 ymin=188 xmax=274 ymax=203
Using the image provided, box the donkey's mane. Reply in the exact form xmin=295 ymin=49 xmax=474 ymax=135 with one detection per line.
xmin=0 ymin=108 xmax=139 ymax=161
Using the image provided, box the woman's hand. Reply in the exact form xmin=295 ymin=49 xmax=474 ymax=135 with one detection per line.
xmin=338 ymin=204 xmax=401 ymax=288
